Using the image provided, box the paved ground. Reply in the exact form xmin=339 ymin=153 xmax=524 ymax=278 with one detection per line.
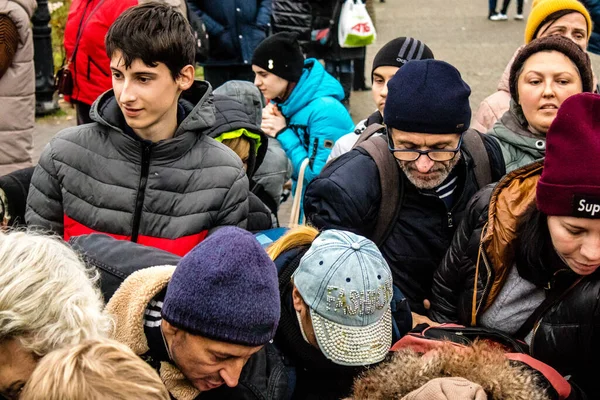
xmin=33 ymin=0 xmax=600 ymax=224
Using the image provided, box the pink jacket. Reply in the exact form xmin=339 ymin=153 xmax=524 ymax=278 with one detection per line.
xmin=471 ymin=47 xmax=521 ymax=134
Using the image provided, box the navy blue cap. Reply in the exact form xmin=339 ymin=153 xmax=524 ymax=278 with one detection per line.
xmin=383 ymin=60 xmax=471 ymax=134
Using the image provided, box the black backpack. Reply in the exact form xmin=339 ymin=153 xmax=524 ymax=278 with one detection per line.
xmin=352 ymin=124 xmax=494 ymax=246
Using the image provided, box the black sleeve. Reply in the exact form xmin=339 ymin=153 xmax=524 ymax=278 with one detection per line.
xmin=429 ymin=185 xmax=493 ymax=323
xmin=304 ymin=149 xmax=380 ymax=236
xmin=0 ymin=167 xmax=35 ymax=227
xmin=69 ymin=234 xmax=181 ymax=303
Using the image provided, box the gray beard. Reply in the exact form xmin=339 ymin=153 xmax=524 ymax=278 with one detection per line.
xmin=398 ymin=152 xmax=461 ymax=190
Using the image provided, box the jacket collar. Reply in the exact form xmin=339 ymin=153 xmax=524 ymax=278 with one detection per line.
xmin=105 ymin=265 xmax=201 ymax=400
xmin=89 ymin=81 xmax=215 ymax=163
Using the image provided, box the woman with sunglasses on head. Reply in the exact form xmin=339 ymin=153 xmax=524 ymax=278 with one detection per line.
xmin=430 ymin=93 xmax=600 ymax=397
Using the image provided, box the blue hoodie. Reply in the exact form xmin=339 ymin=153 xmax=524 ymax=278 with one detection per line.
xmin=276 ymin=59 xmax=354 ymax=205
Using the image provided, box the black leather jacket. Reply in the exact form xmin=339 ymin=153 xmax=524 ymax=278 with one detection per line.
xmin=430 ymin=162 xmax=600 ymax=396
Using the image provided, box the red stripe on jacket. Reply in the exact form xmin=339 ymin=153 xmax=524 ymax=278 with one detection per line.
xmin=63 ymin=214 xmax=207 ymax=256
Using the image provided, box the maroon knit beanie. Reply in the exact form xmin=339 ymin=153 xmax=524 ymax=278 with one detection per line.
xmin=509 ymin=35 xmax=594 ymax=103
xmin=537 ymin=93 xmax=600 ymax=217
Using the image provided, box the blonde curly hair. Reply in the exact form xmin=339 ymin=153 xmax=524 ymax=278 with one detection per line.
xmin=0 ymin=230 xmax=112 ymax=356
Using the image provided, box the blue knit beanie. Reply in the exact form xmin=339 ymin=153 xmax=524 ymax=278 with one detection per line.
xmin=383 ymin=59 xmax=471 ymax=134
xmin=161 ymin=227 xmax=280 ymax=346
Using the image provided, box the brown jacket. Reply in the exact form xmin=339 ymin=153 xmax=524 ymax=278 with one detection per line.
xmin=0 ymin=0 xmax=35 ymax=176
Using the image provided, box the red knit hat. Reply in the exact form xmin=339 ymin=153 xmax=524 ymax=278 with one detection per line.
xmin=537 ymin=93 xmax=600 ymax=217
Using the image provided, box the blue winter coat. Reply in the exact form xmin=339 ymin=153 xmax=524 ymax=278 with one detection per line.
xmin=276 ymin=58 xmax=354 ymax=199
xmin=189 ymin=0 xmax=272 ymax=66
xmin=581 ymin=0 xmax=600 ymax=55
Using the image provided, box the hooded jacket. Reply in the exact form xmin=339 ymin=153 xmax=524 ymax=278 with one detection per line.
xmin=105 ymin=265 xmax=291 ymax=400
xmin=487 ymin=101 xmax=546 ymax=173
xmin=214 ymin=80 xmax=292 ymax=213
xmin=205 ymin=94 xmax=274 ymax=231
xmin=304 ymin=137 xmax=505 ymax=314
xmin=26 ymin=81 xmax=249 ymax=256
xmin=0 ymin=0 xmax=36 ymax=175
xmin=430 ymin=162 xmax=600 ymax=396
xmin=276 ymin=58 xmax=354 ymax=205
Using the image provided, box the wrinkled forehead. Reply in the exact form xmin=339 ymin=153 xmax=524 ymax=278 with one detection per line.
xmin=539 ymin=12 xmax=588 ymax=35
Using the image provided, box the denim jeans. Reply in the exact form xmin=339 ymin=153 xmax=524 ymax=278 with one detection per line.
xmin=489 ymin=0 xmax=498 ymax=16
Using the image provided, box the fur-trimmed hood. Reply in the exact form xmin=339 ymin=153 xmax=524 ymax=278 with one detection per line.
xmin=105 ymin=265 xmax=200 ymax=400
xmin=352 ymin=342 xmax=550 ymax=400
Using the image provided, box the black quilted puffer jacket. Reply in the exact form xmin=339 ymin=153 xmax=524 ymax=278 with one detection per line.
xmin=430 ymin=161 xmax=600 ymax=396
xmin=26 ymin=81 xmax=249 ymax=256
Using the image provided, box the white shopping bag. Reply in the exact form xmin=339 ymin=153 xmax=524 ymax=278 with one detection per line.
xmin=337 ymin=0 xmax=376 ymax=48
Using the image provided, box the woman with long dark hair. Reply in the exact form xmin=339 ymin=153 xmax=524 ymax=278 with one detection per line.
xmin=430 ymin=93 xmax=600 ymax=396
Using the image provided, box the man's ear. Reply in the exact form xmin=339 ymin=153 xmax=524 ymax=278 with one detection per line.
xmin=161 ymin=318 xmax=179 ymax=336
xmin=177 ymin=64 xmax=195 ymax=91
xmin=291 ymin=286 xmax=306 ymax=313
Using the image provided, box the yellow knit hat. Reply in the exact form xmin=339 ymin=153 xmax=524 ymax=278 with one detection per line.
xmin=525 ymin=0 xmax=592 ymax=43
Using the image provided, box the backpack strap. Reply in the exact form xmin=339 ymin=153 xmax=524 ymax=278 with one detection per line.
xmin=514 ymin=276 xmax=584 ymax=340
xmin=462 ymin=129 xmax=492 ymax=189
xmin=353 ymin=124 xmax=401 ymax=246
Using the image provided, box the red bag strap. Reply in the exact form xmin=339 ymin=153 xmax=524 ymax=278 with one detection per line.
xmin=505 ymin=353 xmax=571 ymax=400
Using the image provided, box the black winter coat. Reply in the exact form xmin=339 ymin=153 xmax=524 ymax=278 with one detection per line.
xmin=430 ymin=162 xmax=600 ymax=396
xmin=304 ymin=137 xmax=504 ymax=314
xmin=271 ymin=0 xmax=313 ymax=42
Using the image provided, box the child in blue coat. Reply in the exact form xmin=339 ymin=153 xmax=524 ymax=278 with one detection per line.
xmin=252 ymin=32 xmax=354 ymax=221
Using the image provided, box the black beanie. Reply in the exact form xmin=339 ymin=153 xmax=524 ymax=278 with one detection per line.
xmin=371 ymin=37 xmax=434 ymax=80
xmin=252 ymin=32 xmax=305 ymax=82
xmin=384 ymin=60 xmax=471 ymax=134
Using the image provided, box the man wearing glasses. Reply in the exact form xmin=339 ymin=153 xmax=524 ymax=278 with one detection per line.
xmin=304 ymin=60 xmax=505 ymax=315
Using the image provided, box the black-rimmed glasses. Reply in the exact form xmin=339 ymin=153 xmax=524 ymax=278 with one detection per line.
xmin=387 ymin=130 xmax=463 ymax=162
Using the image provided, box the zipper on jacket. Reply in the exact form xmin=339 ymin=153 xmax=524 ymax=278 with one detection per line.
xmin=447 ymin=212 xmax=454 ymax=228
xmin=131 ymin=143 xmax=152 ymax=242
xmin=473 ymin=247 xmax=494 ymax=321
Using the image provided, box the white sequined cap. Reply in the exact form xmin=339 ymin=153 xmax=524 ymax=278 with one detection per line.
xmin=293 ymin=229 xmax=393 ymax=366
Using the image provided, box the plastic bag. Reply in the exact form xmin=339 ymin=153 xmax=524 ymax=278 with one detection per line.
xmin=338 ymin=0 xmax=376 ymax=48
